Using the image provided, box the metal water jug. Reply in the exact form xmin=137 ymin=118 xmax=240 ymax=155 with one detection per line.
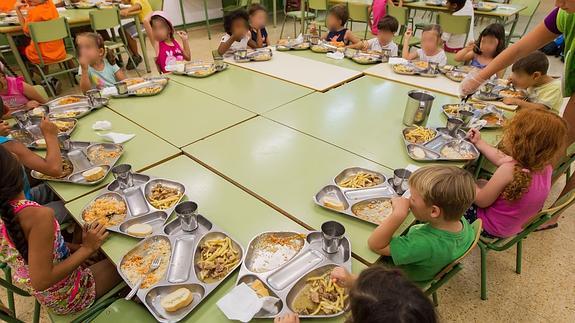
xmin=403 ymin=90 xmax=435 ymax=126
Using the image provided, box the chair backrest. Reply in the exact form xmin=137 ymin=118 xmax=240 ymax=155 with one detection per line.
xmin=510 ymin=0 xmax=541 ymax=18
xmin=309 ymin=0 xmax=328 ymax=11
xmin=437 ymin=12 xmax=471 ymax=36
xmin=348 ymin=3 xmax=369 ymax=23
xmin=433 ymin=219 xmax=483 ymax=280
xmin=387 ymin=4 xmax=409 ymax=26
xmin=522 ymin=188 xmax=575 ymax=230
xmin=90 ymin=8 xmax=122 ymax=31
xmin=28 ymin=17 xmax=73 ymax=66
xmin=148 ymin=0 xmax=163 ymax=11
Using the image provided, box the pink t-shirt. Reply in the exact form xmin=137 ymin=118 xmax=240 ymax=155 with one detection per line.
xmin=478 ymin=165 xmax=553 ymax=238
xmin=371 ymin=0 xmax=388 ymax=35
xmin=1 ymin=76 xmax=29 ymax=114
xmin=156 ymin=39 xmax=184 ymax=73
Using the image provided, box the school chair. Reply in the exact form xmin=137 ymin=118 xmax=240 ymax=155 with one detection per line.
xmin=423 ymin=219 xmax=483 ymax=306
xmin=89 ymin=299 xmax=154 ymax=322
xmin=387 ymin=5 xmax=419 ymax=50
xmin=437 ymin=12 xmax=471 ymax=48
xmin=90 ymin=9 xmax=141 ymax=77
xmin=348 ymin=3 xmax=370 ymax=40
xmin=477 ymin=189 xmax=575 ymax=300
xmin=305 ymin=0 xmax=329 ymax=36
xmin=506 ymin=0 xmax=541 ymax=43
xmin=280 ymin=0 xmax=316 ymax=39
xmin=0 ymin=263 xmax=41 ymax=323
xmin=27 ymin=17 xmax=79 ymax=97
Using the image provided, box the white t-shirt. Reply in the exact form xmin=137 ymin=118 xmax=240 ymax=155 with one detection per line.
xmin=416 ymin=48 xmax=447 ymax=65
xmin=220 ymin=34 xmax=250 ymax=56
xmin=443 ymin=0 xmax=475 ymax=49
xmin=366 ymin=38 xmax=399 ymax=57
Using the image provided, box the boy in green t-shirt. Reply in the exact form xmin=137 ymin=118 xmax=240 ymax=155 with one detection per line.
xmin=368 ymin=165 xmax=476 ymax=285
xmin=504 ymin=51 xmax=563 ymax=114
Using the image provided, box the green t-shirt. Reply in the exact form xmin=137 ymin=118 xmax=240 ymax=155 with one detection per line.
xmin=557 ymin=9 xmax=575 ymax=96
xmin=390 ymin=219 xmax=475 ymax=285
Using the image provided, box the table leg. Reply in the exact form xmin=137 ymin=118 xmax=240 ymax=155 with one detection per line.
xmin=301 ymin=0 xmax=305 ymax=34
xmin=273 ymin=0 xmax=277 ymax=27
xmin=6 ymin=34 xmax=33 ymax=83
xmin=134 ymin=15 xmax=151 ymax=73
xmin=203 ymin=0 xmax=211 ymax=40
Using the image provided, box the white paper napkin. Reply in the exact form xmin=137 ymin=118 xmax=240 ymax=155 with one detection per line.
xmin=92 ymin=121 xmax=112 ymax=131
xmin=294 ymin=33 xmax=304 ymax=44
xmin=217 ymin=283 xmax=263 ymax=322
xmin=101 ymin=87 xmax=118 ymax=97
xmin=326 ymin=51 xmax=344 ymax=60
xmin=389 ymin=57 xmax=408 ymax=65
xmin=97 ymin=132 xmax=135 ymax=144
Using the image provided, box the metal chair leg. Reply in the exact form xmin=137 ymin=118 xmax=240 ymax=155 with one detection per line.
xmin=293 ymin=17 xmax=297 ymax=38
xmin=480 ymin=244 xmax=488 ymax=300
xmin=36 ymin=66 xmax=55 ymax=97
xmin=432 ymin=292 xmax=438 ymax=307
xmin=3 ymin=266 xmax=15 ymax=317
xmin=32 ymin=300 xmax=40 ymax=323
xmin=516 ymin=239 xmax=522 ymax=274
xmin=280 ymin=16 xmax=287 ymax=39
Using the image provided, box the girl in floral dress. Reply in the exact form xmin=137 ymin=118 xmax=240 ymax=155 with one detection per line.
xmin=0 ymin=146 xmax=121 ymax=315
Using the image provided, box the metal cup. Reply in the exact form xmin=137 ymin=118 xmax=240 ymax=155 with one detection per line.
xmin=24 ymin=124 xmax=42 ymax=140
xmin=86 ymin=89 xmax=102 ymax=107
xmin=115 ymin=81 xmax=128 ymax=95
xmin=428 ymin=62 xmax=439 ymax=74
xmin=403 ymin=90 xmax=435 ymax=126
xmin=321 ymin=221 xmax=345 ymax=254
xmin=380 ymin=49 xmax=391 ymax=63
xmin=310 ymin=35 xmax=320 ymax=45
xmin=57 ymin=133 xmax=71 ymax=151
xmin=392 ymin=168 xmax=412 ymax=195
xmin=111 ymin=164 xmax=134 ymax=190
xmin=446 ymin=118 xmax=465 ymax=137
xmin=458 ymin=110 xmax=474 ymax=125
xmin=175 ymin=201 xmax=199 ymax=232
xmin=11 ymin=110 xmax=31 ymax=128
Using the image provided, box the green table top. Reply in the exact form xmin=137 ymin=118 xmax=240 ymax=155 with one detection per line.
xmin=47 ymin=107 xmax=180 ymax=203
xmin=106 ymin=81 xmax=255 ymax=148
xmin=63 ymin=155 xmax=365 ymax=323
xmin=184 ymin=117 xmax=415 ymax=264
xmin=266 ymin=76 xmax=504 ymax=170
xmin=284 ymin=50 xmax=372 ymax=72
xmin=168 ymin=66 xmax=314 ymax=114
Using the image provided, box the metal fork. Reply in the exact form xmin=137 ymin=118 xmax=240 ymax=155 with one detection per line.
xmin=125 ymin=256 xmax=162 ymax=300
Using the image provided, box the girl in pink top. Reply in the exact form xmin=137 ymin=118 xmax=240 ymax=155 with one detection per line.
xmin=144 ymin=11 xmax=191 ymax=73
xmin=0 ymin=70 xmax=46 ymax=117
xmin=464 ymin=109 xmax=567 ymax=238
xmin=370 ymin=0 xmax=403 ymax=36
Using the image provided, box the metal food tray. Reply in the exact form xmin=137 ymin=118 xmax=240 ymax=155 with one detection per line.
xmin=392 ymin=64 xmax=439 ymax=77
xmin=276 ymin=42 xmax=311 ymax=51
xmin=82 ymin=174 xmax=186 ymax=238
xmin=30 ymin=142 xmax=124 ymax=185
xmin=235 ymin=230 xmax=352 ymax=318
xmin=351 ymin=54 xmax=383 ymax=65
xmin=234 ymin=49 xmax=273 ymax=63
xmin=10 ymin=117 xmax=78 ymax=150
xmin=445 ymin=71 xmax=466 ymax=82
xmin=113 ymin=77 xmax=170 ymax=98
xmin=402 ymin=127 xmax=480 ymax=162
xmin=174 ymin=63 xmax=229 ymax=78
xmin=313 ymin=167 xmax=397 ymax=225
xmin=117 ymin=218 xmax=244 ymax=322
xmin=44 ymin=95 xmax=108 ymax=118
xmin=441 ymin=104 xmax=506 ymax=129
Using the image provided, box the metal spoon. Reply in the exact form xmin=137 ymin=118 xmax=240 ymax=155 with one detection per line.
xmin=125 ymin=256 xmax=162 ymax=300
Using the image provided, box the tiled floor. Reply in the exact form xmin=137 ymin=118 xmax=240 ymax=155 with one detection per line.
xmin=2 ymin=1 xmax=574 ymax=322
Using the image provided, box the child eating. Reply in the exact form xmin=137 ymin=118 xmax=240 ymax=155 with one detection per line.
xmin=402 ymin=24 xmax=447 ymax=65
xmin=0 ymin=70 xmax=46 ymax=116
xmin=77 ymin=33 xmax=126 ymax=92
xmin=368 ymin=165 xmax=476 ymax=285
xmin=144 ymin=11 xmax=191 ymax=73
xmin=504 ymin=52 xmax=563 ymax=114
xmin=310 ymin=4 xmax=361 ymax=46
xmin=455 ymin=23 xmax=506 ymax=71
xmin=349 ymin=15 xmax=399 ymax=56
xmin=218 ymin=10 xmax=255 ymax=56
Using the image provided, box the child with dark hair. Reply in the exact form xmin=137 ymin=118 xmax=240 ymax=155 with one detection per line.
xmin=350 ymin=16 xmax=399 ymax=56
xmin=310 ymin=4 xmax=360 ymax=46
xmin=455 ymin=23 xmax=506 ymax=72
xmin=443 ymin=0 xmax=475 ymax=51
xmin=273 ymin=265 xmax=437 ymax=323
xmin=218 ymin=10 xmax=255 ymax=56
xmin=248 ymin=4 xmax=270 ymax=48
xmin=77 ymin=33 xmax=126 ymax=92
xmin=0 ymin=146 xmax=122 ymax=315
xmin=505 ymin=52 xmax=563 ymax=113
xmin=0 ymin=69 xmax=46 ymax=116
xmin=143 ymin=11 xmax=191 ymax=73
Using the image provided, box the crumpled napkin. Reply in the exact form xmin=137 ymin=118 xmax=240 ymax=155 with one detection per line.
xmin=326 ymin=51 xmax=344 ymax=60
xmin=294 ymin=33 xmax=304 ymax=44
xmin=97 ymin=132 xmax=135 ymax=144
xmin=217 ymin=283 xmax=280 ymax=322
xmin=101 ymin=87 xmax=118 ymax=97
xmin=389 ymin=57 xmax=408 ymax=65
xmin=92 ymin=121 xmax=112 ymax=131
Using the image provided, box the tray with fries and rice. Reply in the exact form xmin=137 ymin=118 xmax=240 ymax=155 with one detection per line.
xmin=402 ymin=126 xmax=480 ymax=162
xmin=441 ymin=103 xmax=507 ymax=129
xmin=45 ymin=94 xmax=108 ymax=112
xmin=116 ymin=207 xmax=243 ymax=322
xmin=313 ymin=167 xmax=397 ymax=225
xmin=392 ymin=61 xmax=439 ymax=77
xmin=9 ymin=117 xmax=78 ymax=150
xmin=109 ymin=76 xmax=170 ymax=98
xmin=170 ymin=61 xmax=229 ymax=78
xmin=276 ymin=39 xmax=311 ymax=51
xmin=235 ymin=230 xmax=351 ymax=318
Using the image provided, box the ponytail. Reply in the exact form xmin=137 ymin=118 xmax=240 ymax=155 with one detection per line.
xmin=502 ymin=165 xmax=532 ymax=201
xmin=0 ymin=200 xmax=29 ymax=261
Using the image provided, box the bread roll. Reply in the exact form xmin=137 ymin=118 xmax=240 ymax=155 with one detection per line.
xmin=126 ymin=223 xmax=153 ymax=237
xmin=322 ymin=196 xmax=345 ymax=211
xmin=249 ymin=279 xmax=269 ymax=298
xmin=160 ymin=288 xmax=193 ymax=312
xmin=82 ymin=167 xmax=105 ymax=182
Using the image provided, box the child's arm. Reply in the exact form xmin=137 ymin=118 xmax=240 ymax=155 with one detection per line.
xmin=115 ymin=68 xmax=126 ymax=82
xmin=367 ymin=197 xmax=410 ymax=255
xmin=26 ymin=210 xmax=108 ymax=291
xmin=345 ymin=30 xmax=361 ymax=45
xmin=120 ymin=2 xmax=142 ymax=18
xmin=347 ymin=40 xmax=367 ymax=50
xmin=402 ymin=28 xmax=418 ymax=60
xmin=2 ymin=119 xmax=63 ymax=176
xmin=467 ymin=128 xmax=513 ymax=166
xmin=503 ymin=97 xmax=544 ymax=110
xmin=176 ymin=31 xmax=191 ymax=61
xmin=78 ymin=57 xmax=93 ymax=94
xmin=143 ymin=16 xmax=160 ymax=56
xmin=475 ymin=162 xmax=514 ymax=208
xmin=455 ymin=41 xmax=476 ymax=63
xmin=330 ymin=266 xmax=357 ymax=289
xmin=253 ymin=28 xmax=264 ymax=48
xmin=22 ymin=83 xmax=47 ymax=106
xmin=218 ymin=37 xmax=235 ymax=55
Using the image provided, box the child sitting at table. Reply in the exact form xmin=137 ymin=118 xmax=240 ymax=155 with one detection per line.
xmin=249 ymin=3 xmax=270 ymax=48
xmin=0 ymin=146 xmax=122 ymax=315
xmin=503 ymin=52 xmax=563 ymax=114
xmin=0 ymin=70 xmax=46 ymax=116
xmin=143 ymin=11 xmax=191 ymax=73
xmin=455 ymin=23 xmax=506 ymax=72
xmin=310 ymin=4 xmax=361 ymax=46
xmin=443 ymin=0 xmax=474 ymax=52
xmin=465 ymin=109 xmax=567 ymax=238
xmin=348 ymin=15 xmax=399 ymax=56
xmin=369 ymin=0 xmax=403 ymax=36
xmin=218 ymin=9 xmax=256 ymax=56
xmin=367 ymin=166 xmax=476 ymax=286
xmin=77 ymin=33 xmax=126 ymax=92
xmin=402 ymin=24 xmax=447 ymax=65
xmin=274 ymin=265 xmax=437 ymax=323
xmin=120 ymin=0 xmax=153 ymax=70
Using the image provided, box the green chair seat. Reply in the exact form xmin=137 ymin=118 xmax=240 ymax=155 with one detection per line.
xmin=103 ymin=41 xmax=125 ymax=51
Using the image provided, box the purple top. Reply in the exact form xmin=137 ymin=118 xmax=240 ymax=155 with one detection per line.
xmin=544 ymin=7 xmax=561 ymax=35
